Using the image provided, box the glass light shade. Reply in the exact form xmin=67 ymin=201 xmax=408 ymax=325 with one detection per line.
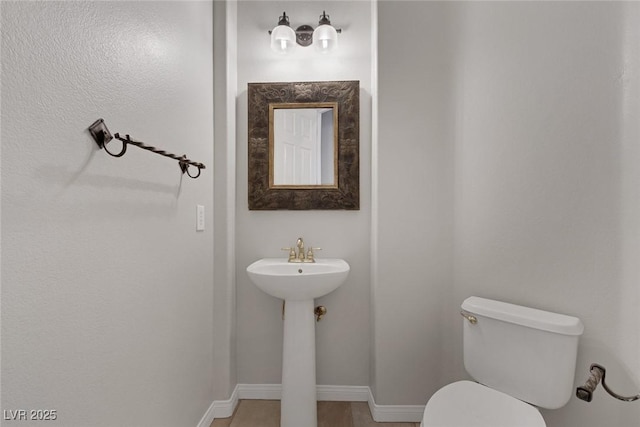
xmin=270 ymin=25 xmax=296 ymax=54
xmin=312 ymin=24 xmax=338 ymax=53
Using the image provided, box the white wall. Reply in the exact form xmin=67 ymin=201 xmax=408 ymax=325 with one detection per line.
xmin=1 ymin=2 xmax=215 ymax=426
xmin=452 ymin=2 xmax=639 ymax=425
xmin=4 ymin=2 xmax=636 ymax=426
xmin=235 ymin=1 xmax=372 ymax=387
xmin=375 ymin=0 xmax=457 ymax=405
xmin=377 ymin=1 xmax=640 ymax=425
xmin=619 ymin=0 xmax=640 ymax=388
xmin=213 ymin=0 xmax=237 ymax=402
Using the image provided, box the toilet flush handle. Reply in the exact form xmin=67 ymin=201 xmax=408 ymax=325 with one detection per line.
xmin=460 ymin=311 xmax=478 ymax=325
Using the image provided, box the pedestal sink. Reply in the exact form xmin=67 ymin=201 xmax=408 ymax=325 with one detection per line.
xmin=246 ymin=258 xmax=350 ymax=427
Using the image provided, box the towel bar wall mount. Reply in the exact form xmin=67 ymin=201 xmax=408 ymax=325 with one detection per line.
xmin=576 ymin=363 xmax=640 ymax=403
xmin=88 ymin=119 xmax=206 ymax=179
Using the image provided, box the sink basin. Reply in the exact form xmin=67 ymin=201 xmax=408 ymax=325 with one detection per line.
xmin=246 ymin=258 xmax=349 ymax=301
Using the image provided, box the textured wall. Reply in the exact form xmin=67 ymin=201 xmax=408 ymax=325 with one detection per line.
xmin=1 ymin=2 xmax=215 ymax=426
xmin=234 ymin=1 xmax=372 ymax=388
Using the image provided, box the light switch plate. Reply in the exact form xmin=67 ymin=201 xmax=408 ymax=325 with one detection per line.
xmin=196 ymin=205 xmax=205 ymax=231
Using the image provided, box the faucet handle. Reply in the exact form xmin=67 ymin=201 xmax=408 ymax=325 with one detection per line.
xmin=306 ymin=247 xmax=322 ymax=262
xmin=281 ymin=247 xmax=296 ymax=262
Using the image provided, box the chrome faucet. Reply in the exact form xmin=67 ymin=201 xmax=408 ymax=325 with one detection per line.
xmin=282 ymin=237 xmax=320 ymax=263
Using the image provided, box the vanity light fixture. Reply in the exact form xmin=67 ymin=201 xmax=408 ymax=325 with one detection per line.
xmin=269 ymin=11 xmax=341 ymax=54
xmin=269 ymin=12 xmax=297 ymax=54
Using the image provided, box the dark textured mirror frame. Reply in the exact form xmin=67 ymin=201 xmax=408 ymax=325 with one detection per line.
xmin=248 ymin=80 xmax=359 ymax=210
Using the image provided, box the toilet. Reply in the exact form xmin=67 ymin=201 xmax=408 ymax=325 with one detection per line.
xmin=421 ymin=296 xmax=584 ymax=427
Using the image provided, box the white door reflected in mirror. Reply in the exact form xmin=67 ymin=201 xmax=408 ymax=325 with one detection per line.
xmin=270 ymin=103 xmax=338 ymax=188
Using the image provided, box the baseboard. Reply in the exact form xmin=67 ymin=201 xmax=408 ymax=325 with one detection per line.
xmin=367 ymin=388 xmax=425 ymax=423
xmin=234 ymin=383 xmax=369 ymax=401
xmin=199 ymin=384 xmax=424 ymax=424
xmin=237 ymin=383 xmax=281 ymax=400
xmin=317 ymin=385 xmax=369 ymax=402
xmin=197 ymin=384 xmax=239 ymax=427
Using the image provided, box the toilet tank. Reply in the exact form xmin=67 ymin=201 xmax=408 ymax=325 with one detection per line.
xmin=461 ymin=296 xmax=584 ymax=410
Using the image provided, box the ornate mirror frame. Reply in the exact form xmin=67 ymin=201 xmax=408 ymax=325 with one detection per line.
xmin=248 ymin=80 xmax=359 ymax=210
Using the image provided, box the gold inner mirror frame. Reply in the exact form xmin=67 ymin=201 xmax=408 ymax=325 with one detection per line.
xmin=248 ymin=81 xmax=359 ymax=210
xmin=269 ymin=102 xmax=339 ymax=189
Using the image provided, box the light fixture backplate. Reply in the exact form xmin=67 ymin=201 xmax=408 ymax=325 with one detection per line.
xmin=295 ymin=25 xmax=314 ymax=47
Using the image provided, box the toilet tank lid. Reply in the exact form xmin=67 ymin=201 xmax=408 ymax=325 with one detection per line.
xmin=462 ymin=296 xmax=584 ymax=336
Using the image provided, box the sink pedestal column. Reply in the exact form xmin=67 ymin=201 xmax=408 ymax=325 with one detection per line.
xmin=281 ymin=299 xmax=317 ymax=427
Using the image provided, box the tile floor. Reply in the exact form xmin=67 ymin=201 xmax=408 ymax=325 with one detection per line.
xmin=210 ymin=400 xmax=420 ymax=427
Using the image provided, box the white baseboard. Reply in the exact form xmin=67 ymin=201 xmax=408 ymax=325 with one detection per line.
xmin=196 ymin=401 xmax=215 ymax=427
xmin=237 ymin=383 xmax=281 ymax=400
xmin=197 ymin=384 xmax=239 ymax=427
xmin=317 ymin=385 xmax=370 ymax=402
xmin=367 ymin=388 xmax=425 ymax=423
xmin=199 ymin=384 xmax=424 ymax=424
xmin=233 ymin=383 xmax=370 ymax=402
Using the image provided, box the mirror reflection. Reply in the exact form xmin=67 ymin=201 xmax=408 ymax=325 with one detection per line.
xmin=269 ymin=103 xmax=338 ymax=188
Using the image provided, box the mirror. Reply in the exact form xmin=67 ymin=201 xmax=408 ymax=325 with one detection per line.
xmin=270 ymin=103 xmax=338 ymax=188
xmin=248 ymin=81 xmax=359 ymax=210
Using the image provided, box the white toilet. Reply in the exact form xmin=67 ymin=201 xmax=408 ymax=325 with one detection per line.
xmin=421 ymin=296 xmax=584 ymax=427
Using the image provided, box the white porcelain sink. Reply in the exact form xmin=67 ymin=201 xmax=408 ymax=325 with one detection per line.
xmin=246 ymin=258 xmax=350 ymax=301
xmin=246 ymin=257 xmax=350 ymax=427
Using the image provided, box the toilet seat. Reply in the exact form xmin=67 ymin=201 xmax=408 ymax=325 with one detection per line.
xmin=421 ymin=380 xmax=546 ymax=427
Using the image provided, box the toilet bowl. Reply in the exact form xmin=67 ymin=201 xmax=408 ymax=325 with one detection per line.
xmin=421 ymin=381 xmax=545 ymax=427
xmin=420 ymin=297 xmax=584 ymax=427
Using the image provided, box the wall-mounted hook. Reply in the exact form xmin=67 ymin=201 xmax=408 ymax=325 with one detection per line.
xmin=179 ymin=156 xmax=202 ymax=178
xmin=88 ymin=118 xmax=113 ymax=148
